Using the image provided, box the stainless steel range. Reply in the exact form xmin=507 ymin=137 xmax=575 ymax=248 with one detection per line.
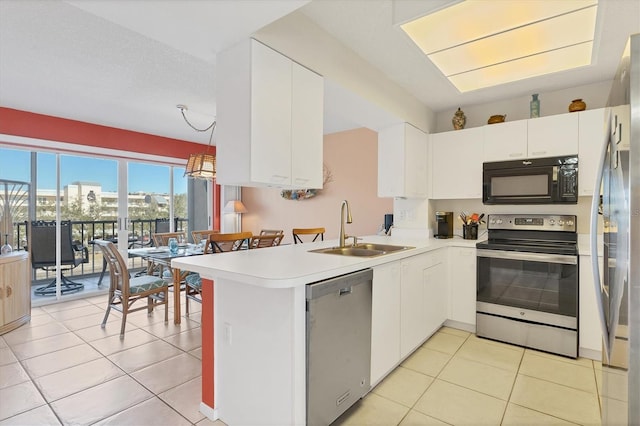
xmin=476 ymin=214 xmax=579 ymax=358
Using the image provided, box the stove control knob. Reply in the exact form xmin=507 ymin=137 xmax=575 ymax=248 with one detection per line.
xmin=496 ymin=219 xmax=503 ymax=224
xmin=567 ymin=220 xmax=574 ymax=226
xmin=489 ymin=218 xmax=496 ymax=224
xmin=549 ymin=219 xmax=555 ymax=225
xmin=558 ymin=220 xmax=565 ymax=226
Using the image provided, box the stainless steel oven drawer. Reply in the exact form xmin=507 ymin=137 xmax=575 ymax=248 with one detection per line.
xmin=476 ymin=312 xmax=578 ymax=358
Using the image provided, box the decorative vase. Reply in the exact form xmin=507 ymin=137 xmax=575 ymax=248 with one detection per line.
xmin=530 ymin=93 xmax=540 ymax=118
xmin=452 ymin=108 xmax=466 ymax=130
xmin=569 ymin=99 xmax=586 ymax=112
xmin=487 ymin=114 xmax=506 ymax=124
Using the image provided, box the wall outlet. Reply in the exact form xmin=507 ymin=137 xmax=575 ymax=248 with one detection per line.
xmin=224 ymin=322 xmax=232 ymax=345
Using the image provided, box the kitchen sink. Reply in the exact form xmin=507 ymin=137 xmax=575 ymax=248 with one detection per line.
xmin=309 ymin=243 xmax=414 ymax=257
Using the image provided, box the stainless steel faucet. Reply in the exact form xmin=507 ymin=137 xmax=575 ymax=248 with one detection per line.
xmin=339 ymin=200 xmax=352 ymax=247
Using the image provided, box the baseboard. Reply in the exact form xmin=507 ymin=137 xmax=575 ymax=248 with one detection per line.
xmin=200 ymin=402 xmax=218 ymax=421
xmin=443 ymin=319 xmax=476 ymax=334
xmin=579 ymin=347 xmax=602 ymax=361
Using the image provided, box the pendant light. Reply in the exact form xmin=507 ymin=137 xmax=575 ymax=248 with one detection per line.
xmin=179 ymin=104 xmax=216 ymax=179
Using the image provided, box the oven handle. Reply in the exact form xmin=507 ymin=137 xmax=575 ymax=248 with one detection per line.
xmin=476 ymin=249 xmax=577 ymax=265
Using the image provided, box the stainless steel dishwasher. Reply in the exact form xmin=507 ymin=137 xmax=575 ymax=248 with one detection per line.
xmin=306 ymin=268 xmax=373 ymax=426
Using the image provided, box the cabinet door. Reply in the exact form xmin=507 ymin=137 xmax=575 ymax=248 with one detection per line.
xmin=371 ymin=263 xmax=401 ymax=384
xmin=527 ymin=113 xmax=579 ymax=158
xmin=251 ymin=41 xmax=292 ymax=185
xmin=578 ymin=108 xmax=606 ymax=196
xmin=404 ymin=124 xmax=428 ymax=198
xmin=1 ymin=257 xmax=29 ymax=327
xmin=483 ymin=120 xmax=527 ymax=162
xmin=378 ymin=123 xmax=427 ymax=198
xmin=400 ymin=256 xmax=425 ymax=357
xmin=449 ymin=247 xmax=477 ymax=326
xmin=424 ymin=262 xmax=447 ymax=337
xmin=579 ymin=255 xmax=603 ymax=356
xmin=291 ymin=63 xmax=324 ymax=189
xmin=378 ymin=124 xmax=406 ymax=197
xmin=430 ymin=127 xmax=483 ymax=199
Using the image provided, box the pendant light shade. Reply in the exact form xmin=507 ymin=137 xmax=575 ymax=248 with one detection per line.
xmin=178 ymin=104 xmax=216 ymax=180
xmin=184 ymin=152 xmax=216 ymax=179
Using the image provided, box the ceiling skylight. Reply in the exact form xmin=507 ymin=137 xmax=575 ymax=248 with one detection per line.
xmin=400 ymin=0 xmax=598 ymax=92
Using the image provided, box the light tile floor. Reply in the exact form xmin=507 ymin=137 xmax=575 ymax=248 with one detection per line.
xmin=336 ymin=327 xmax=602 ymax=426
xmin=1 ymin=296 xmax=602 ymax=426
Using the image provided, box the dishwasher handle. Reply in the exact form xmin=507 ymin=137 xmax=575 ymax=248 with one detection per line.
xmin=339 ymin=287 xmax=352 ymax=296
xmin=306 ymin=269 xmax=373 ymax=300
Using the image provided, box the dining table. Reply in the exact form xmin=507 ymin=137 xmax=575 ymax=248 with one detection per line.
xmin=128 ymin=244 xmax=204 ymax=324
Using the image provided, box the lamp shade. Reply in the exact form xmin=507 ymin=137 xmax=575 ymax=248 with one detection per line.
xmin=184 ymin=153 xmax=216 ymax=179
xmin=224 ymin=200 xmax=248 ymax=214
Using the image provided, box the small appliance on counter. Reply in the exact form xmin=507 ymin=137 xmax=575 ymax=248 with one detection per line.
xmin=434 ymin=211 xmax=453 ymax=239
xmin=384 ymin=214 xmax=393 ymax=234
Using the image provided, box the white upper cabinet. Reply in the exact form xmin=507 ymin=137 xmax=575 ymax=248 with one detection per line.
xmin=527 ymin=112 xmax=579 ymax=158
xmin=483 ymin=120 xmax=527 ymax=162
xmin=378 ymin=123 xmax=428 ymax=198
xmin=430 ymin=127 xmax=483 ymax=199
xmin=483 ymin=113 xmax=579 ymax=163
xmin=578 ymin=108 xmax=606 ymax=196
xmin=216 ymin=39 xmax=323 ymax=188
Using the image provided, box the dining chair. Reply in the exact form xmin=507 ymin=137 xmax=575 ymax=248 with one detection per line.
xmin=184 ymin=231 xmax=252 ymax=316
xmin=250 ymin=231 xmax=284 ymax=249
xmin=30 ymin=220 xmax=88 ymax=296
xmin=152 ymin=231 xmax=186 ymax=247
xmin=292 ymin=227 xmax=325 ymax=244
xmin=191 ymin=229 xmax=219 ymax=245
xmin=94 ymin=240 xmax=169 ymax=338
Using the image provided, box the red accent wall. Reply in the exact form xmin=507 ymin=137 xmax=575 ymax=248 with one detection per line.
xmin=0 ymin=107 xmax=210 ymax=159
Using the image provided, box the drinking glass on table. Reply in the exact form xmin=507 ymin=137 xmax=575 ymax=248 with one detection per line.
xmin=168 ymin=237 xmax=179 ymax=254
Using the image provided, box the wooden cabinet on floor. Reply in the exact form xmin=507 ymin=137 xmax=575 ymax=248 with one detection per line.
xmin=0 ymin=251 xmax=30 ymax=335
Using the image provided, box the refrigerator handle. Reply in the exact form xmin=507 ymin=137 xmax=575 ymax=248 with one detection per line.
xmin=590 ymin=109 xmax=611 ymax=358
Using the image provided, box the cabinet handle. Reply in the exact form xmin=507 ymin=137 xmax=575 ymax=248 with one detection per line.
xmin=5 ymin=286 xmax=11 ymax=297
xmin=294 ymin=178 xmax=309 ymax=183
xmin=531 ymin=151 xmax=546 ymax=156
xmin=271 ymin=175 xmax=289 ymax=182
xmin=509 ymin=153 xmax=524 ymax=157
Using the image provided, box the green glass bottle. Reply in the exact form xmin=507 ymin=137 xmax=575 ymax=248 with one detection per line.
xmin=530 ymin=94 xmax=540 ymax=118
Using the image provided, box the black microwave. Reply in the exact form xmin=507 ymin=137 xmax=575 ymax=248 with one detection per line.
xmin=483 ymin=155 xmax=578 ymax=204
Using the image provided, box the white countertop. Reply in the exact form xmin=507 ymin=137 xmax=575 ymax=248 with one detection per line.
xmin=172 ymin=234 xmax=480 ymax=289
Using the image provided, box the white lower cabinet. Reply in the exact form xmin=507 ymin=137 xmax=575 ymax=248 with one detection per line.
xmin=371 ymin=249 xmax=448 ymax=384
xmin=400 ymin=250 xmax=446 ymax=358
xmin=448 ymin=247 xmax=477 ymax=328
xmin=579 ymin=255 xmax=603 ymax=357
xmin=371 ymin=262 xmax=401 ymax=384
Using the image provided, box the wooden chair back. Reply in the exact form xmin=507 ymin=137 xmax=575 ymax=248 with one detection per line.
xmin=191 ymin=229 xmax=219 ymax=244
xmin=207 ymin=231 xmax=253 ymax=253
xmin=292 ymin=227 xmax=325 ymax=244
xmin=250 ymin=231 xmax=284 ymax=249
xmin=152 ymin=232 xmax=186 ymax=247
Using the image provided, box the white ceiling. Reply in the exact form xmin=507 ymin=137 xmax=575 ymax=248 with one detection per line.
xmin=1 ymin=0 xmax=638 ymax=145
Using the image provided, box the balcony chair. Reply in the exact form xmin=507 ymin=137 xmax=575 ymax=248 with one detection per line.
xmin=292 ymin=227 xmax=325 ymax=244
xmin=94 ymin=240 xmax=168 ymax=338
xmin=184 ymin=231 xmax=252 ymax=316
xmin=250 ymin=230 xmax=284 ymax=249
xmin=30 ymin=220 xmax=88 ymax=296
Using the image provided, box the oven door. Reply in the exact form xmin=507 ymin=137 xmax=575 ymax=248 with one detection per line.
xmin=477 ymin=249 xmax=578 ymax=320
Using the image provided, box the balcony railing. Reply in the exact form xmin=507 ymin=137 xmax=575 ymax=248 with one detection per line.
xmin=15 ymin=218 xmax=188 ymax=281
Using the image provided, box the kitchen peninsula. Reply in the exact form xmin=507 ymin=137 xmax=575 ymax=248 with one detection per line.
xmin=172 ymin=234 xmax=479 ymax=425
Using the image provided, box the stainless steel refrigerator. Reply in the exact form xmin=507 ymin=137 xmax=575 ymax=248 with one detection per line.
xmin=590 ymin=33 xmax=639 ymax=425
